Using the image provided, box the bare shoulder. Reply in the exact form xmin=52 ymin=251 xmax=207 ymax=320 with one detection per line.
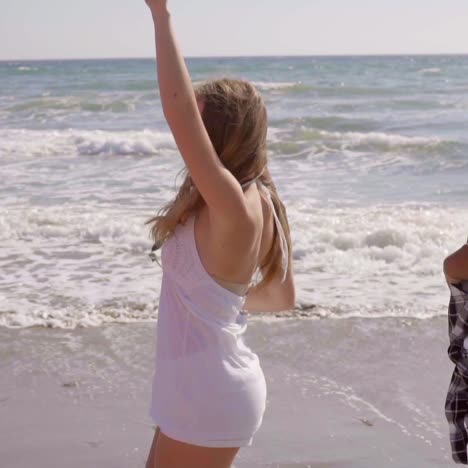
xmin=444 ymin=243 xmax=468 ymax=283
xmin=208 ymin=182 xmax=270 ymax=241
xmin=197 ymin=183 xmax=274 ymax=284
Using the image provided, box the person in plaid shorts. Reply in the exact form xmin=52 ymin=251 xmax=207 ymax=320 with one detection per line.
xmin=444 ymin=238 xmax=468 ymax=464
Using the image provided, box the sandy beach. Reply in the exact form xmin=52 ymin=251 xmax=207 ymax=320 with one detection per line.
xmin=2 ymin=55 xmax=468 ymax=467
xmin=0 ymin=316 xmax=455 ymax=467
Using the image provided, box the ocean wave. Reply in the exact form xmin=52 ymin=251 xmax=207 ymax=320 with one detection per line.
xmin=268 ymin=126 xmax=460 ymax=160
xmin=252 ymin=81 xmax=303 ymax=91
xmin=270 ymin=116 xmax=379 ymax=133
xmin=0 ymin=128 xmax=176 ymax=157
xmin=6 ymin=96 xmax=139 ymax=113
xmin=0 ymin=298 xmax=158 ymax=329
xmin=1 ymin=202 xmax=466 ymax=329
xmin=0 ymin=125 xmax=458 ymax=167
xmin=418 ymin=68 xmax=442 ymax=74
xmin=320 ymin=129 xmax=444 ymax=150
xmin=0 ymin=300 xmax=448 ymax=329
xmin=16 ymin=66 xmax=39 ymax=72
xmin=0 ymin=205 xmax=151 ymax=249
xmin=308 ymin=85 xmax=398 ymax=98
xmin=6 ymin=127 xmax=448 ymax=159
xmin=265 ymin=304 xmax=446 ymax=321
xmin=75 ymin=130 xmax=171 ymax=156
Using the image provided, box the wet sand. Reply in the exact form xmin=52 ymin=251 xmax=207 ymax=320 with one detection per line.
xmin=0 ymin=316 xmax=455 ymax=467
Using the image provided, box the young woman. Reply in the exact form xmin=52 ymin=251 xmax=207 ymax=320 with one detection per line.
xmin=144 ymin=1 xmax=296 ymax=467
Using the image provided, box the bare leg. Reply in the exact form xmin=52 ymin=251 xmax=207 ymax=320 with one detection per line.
xmin=149 ymin=428 xmax=240 ymax=468
xmin=145 ymin=426 xmax=161 ymax=468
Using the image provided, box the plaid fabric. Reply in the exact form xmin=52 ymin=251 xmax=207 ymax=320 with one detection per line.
xmin=446 ymin=279 xmax=468 ymax=464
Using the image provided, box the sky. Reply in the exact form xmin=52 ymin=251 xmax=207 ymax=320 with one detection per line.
xmin=1 ymin=0 xmax=468 ymax=60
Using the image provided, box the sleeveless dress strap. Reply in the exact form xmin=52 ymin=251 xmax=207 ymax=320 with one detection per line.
xmin=240 ymin=173 xmax=263 ymax=189
xmin=241 ymin=174 xmax=290 ymax=285
xmin=256 ymin=183 xmax=289 ymax=283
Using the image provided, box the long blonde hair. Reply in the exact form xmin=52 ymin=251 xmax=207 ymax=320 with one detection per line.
xmin=146 ymin=78 xmax=292 ymax=287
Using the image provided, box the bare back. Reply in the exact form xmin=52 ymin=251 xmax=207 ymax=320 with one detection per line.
xmin=194 ymin=181 xmax=274 ymax=296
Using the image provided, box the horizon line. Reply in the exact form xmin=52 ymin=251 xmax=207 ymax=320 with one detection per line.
xmin=1 ymin=52 xmax=468 ymax=62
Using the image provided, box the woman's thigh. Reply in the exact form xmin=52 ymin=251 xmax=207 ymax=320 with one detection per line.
xmin=146 ymin=427 xmax=240 ymax=468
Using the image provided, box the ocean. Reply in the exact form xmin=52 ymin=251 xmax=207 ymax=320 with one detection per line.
xmin=1 ymin=55 xmax=467 ymax=328
xmin=1 ymin=55 xmax=467 ymax=466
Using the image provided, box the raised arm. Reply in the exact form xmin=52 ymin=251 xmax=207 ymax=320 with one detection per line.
xmin=145 ymin=0 xmax=249 ymax=223
xmin=444 ymin=242 xmax=468 ymax=283
xmin=243 ymin=252 xmax=296 ymax=313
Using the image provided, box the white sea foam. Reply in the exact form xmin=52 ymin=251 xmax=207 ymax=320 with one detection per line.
xmin=190 ymin=79 xmax=299 ymax=90
xmin=285 ymin=202 xmax=468 ymax=320
xmin=0 ymin=204 xmax=159 ymax=328
xmin=17 ymin=66 xmax=39 ymax=72
xmin=6 ymin=95 xmax=139 ymax=113
xmin=1 ymin=201 xmax=466 ymax=328
xmin=253 ymin=81 xmax=301 ymax=90
xmin=0 ymin=128 xmax=176 ymax=157
xmin=3 ymin=127 xmax=443 ymax=160
xmin=267 ymin=126 xmax=462 ymax=172
xmin=320 ymin=130 xmax=442 ymax=149
xmin=418 ymin=68 xmax=442 ymax=74
xmin=268 ymin=126 xmax=444 ymax=149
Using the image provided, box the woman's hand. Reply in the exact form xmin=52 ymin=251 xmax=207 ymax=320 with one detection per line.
xmin=145 ymin=0 xmax=167 ymax=15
